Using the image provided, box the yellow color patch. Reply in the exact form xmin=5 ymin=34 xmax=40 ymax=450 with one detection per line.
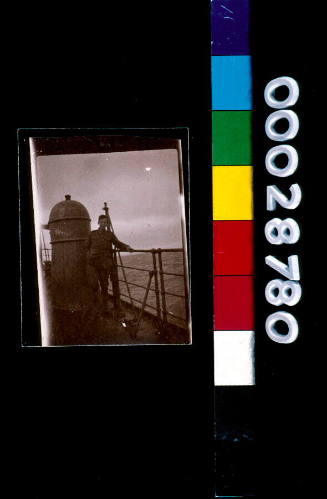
xmin=213 ymin=165 xmax=253 ymax=220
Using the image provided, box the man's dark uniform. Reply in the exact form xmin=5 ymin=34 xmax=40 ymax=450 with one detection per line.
xmin=86 ymin=228 xmax=130 ymax=314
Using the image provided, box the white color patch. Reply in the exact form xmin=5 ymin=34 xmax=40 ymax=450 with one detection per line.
xmin=214 ymin=330 xmax=255 ymax=386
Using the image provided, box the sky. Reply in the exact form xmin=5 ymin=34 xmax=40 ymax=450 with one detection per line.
xmin=34 ymin=148 xmax=186 ymax=250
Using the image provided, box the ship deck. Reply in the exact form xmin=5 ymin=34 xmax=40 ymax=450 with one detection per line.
xmin=47 ymin=296 xmax=190 ymax=346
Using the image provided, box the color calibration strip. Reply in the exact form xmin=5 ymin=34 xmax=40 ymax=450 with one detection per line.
xmin=212 ymin=0 xmax=254 ymax=386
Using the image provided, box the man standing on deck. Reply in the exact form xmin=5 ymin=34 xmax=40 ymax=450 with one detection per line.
xmin=87 ymin=215 xmax=133 ymax=318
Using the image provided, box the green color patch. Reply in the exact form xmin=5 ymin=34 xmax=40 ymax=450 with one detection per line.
xmin=212 ymin=111 xmax=252 ymax=165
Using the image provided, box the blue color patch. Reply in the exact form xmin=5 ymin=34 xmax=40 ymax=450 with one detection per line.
xmin=212 ymin=56 xmax=252 ymax=110
xmin=211 ymin=0 xmax=250 ymax=55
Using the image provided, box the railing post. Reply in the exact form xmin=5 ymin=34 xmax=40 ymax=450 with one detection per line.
xmin=182 ymin=249 xmax=189 ymax=326
xmin=133 ymin=271 xmax=155 ymax=336
xmin=110 ymin=259 xmax=121 ymax=311
xmin=152 ymin=250 xmax=162 ymax=325
xmin=157 ymin=249 xmax=168 ymax=326
xmin=117 ymin=250 xmax=135 ymax=308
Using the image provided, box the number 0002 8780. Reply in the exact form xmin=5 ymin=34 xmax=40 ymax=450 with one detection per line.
xmin=263 ymin=77 xmax=301 ymax=344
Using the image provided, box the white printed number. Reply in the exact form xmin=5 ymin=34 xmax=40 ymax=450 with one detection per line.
xmin=265 ymin=144 xmax=298 ymax=177
xmin=265 ymin=110 xmax=299 ymax=141
xmin=267 ymin=184 xmax=302 ymax=211
xmin=265 ymin=311 xmax=299 ymax=344
xmin=265 ymin=279 xmax=302 ymax=306
xmin=264 ymin=77 xmax=301 ymax=344
xmin=265 ymin=255 xmax=300 ymax=280
xmin=264 ymin=77 xmax=299 ymax=109
xmin=265 ymin=218 xmax=300 ymax=245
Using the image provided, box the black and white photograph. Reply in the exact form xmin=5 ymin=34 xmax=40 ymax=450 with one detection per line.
xmin=24 ymin=133 xmax=191 ymax=346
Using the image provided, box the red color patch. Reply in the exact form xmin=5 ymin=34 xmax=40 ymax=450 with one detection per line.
xmin=213 ymin=220 xmax=253 ymax=275
xmin=214 ymin=275 xmax=254 ymax=330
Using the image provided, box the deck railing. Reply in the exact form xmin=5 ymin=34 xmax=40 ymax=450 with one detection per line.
xmin=112 ymin=248 xmax=189 ymax=329
xmin=40 ymin=243 xmax=189 ymax=330
xmin=41 ymin=247 xmax=52 ymax=262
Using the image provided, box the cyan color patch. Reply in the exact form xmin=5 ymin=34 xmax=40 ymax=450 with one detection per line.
xmin=212 ymin=56 xmax=252 ymax=110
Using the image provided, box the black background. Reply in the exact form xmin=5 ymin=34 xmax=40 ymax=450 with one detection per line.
xmin=252 ymin=1 xmax=323 ymax=497
xmin=7 ymin=1 xmax=323 ymax=498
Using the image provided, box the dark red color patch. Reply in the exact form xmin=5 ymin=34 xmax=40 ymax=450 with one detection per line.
xmin=213 ymin=221 xmax=253 ymax=275
xmin=214 ymin=275 xmax=254 ymax=330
